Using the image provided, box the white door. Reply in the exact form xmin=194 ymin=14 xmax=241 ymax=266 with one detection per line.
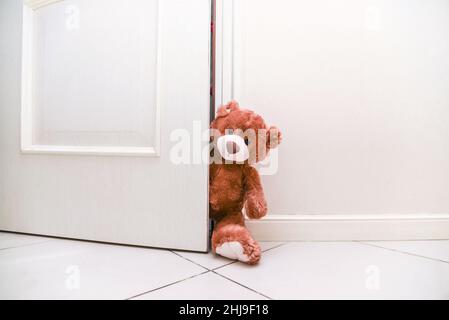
xmin=0 ymin=0 xmax=211 ymax=251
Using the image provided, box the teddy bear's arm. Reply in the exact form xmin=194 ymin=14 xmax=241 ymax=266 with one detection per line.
xmin=244 ymin=166 xmax=268 ymax=219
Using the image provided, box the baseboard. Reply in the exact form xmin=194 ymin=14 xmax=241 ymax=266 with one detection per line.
xmin=246 ymin=214 xmax=449 ymax=241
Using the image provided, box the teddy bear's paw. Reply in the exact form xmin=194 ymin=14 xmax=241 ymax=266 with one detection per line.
xmin=245 ymin=197 xmax=268 ymax=219
xmin=216 ymin=241 xmax=250 ymax=263
xmin=215 ymin=240 xmax=261 ymax=265
xmin=212 ymin=224 xmax=261 ymax=264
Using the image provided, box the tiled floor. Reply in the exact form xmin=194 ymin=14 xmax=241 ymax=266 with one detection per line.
xmin=1 ymin=232 xmax=449 ymax=300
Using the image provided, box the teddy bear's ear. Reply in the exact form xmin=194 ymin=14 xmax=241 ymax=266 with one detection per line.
xmin=216 ymin=100 xmax=240 ymax=118
xmin=266 ymin=126 xmax=282 ymax=149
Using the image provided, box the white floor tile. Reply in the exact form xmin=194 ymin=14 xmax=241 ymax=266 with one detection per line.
xmin=133 ymin=272 xmax=267 ymax=300
xmin=0 ymin=239 xmax=206 ymax=300
xmin=215 ymin=242 xmax=449 ymax=300
xmin=364 ymin=240 xmax=449 ymax=263
xmin=175 ymin=242 xmax=284 ymax=270
xmin=0 ymin=232 xmax=52 ymax=250
xmin=259 ymin=242 xmax=285 ymax=252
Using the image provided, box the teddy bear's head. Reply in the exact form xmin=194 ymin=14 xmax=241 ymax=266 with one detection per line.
xmin=210 ymin=101 xmax=282 ymax=164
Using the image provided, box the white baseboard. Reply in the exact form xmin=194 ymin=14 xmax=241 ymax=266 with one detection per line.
xmin=246 ymin=214 xmax=449 ymax=241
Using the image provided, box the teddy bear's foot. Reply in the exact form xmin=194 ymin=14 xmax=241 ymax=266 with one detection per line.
xmin=212 ymin=224 xmax=261 ymax=265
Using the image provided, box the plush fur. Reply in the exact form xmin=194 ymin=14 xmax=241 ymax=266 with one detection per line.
xmin=209 ymin=101 xmax=282 ymax=264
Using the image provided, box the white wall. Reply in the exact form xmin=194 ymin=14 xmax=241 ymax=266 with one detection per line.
xmin=229 ymin=0 xmax=449 ymax=215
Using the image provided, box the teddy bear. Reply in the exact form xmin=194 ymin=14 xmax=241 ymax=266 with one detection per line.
xmin=209 ymin=101 xmax=282 ymax=264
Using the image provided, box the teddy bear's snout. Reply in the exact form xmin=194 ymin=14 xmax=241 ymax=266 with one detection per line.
xmin=226 ymin=141 xmax=240 ymax=154
xmin=216 ymin=134 xmax=249 ymax=163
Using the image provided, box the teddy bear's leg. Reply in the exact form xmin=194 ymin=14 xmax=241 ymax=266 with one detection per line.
xmin=211 ymin=212 xmax=261 ymax=265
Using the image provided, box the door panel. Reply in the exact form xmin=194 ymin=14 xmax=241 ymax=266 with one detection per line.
xmin=31 ymin=0 xmax=159 ymax=149
xmin=0 ymin=0 xmax=210 ymax=251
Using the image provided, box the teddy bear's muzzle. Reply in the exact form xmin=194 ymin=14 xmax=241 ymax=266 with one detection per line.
xmin=216 ymin=134 xmax=249 ymax=163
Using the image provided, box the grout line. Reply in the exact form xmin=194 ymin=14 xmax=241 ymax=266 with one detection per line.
xmin=263 ymin=242 xmax=286 ymax=252
xmin=125 ymin=270 xmax=210 ymax=300
xmin=129 ymin=244 xmax=280 ymax=300
xmin=212 ymin=260 xmax=236 ymax=271
xmin=170 ymin=250 xmax=211 ymax=271
xmin=204 ymin=245 xmax=281 ymax=299
xmin=211 ymin=270 xmax=273 ymax=300
xmin=357 ymin=241 xmax=449 ymax=265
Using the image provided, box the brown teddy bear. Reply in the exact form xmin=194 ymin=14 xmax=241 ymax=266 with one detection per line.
xmin=209 ymin=101 xmax=282 ymax=264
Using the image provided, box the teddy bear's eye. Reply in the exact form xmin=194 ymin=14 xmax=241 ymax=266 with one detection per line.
xmin=244 ymin=137 xmax=249 ymax=145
